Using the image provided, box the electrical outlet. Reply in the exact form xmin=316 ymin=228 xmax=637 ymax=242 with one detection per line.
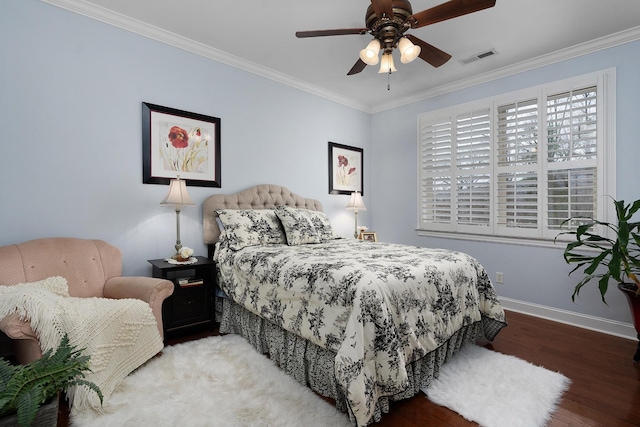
xmin=496 ymin=272 xmax=504 ymax=284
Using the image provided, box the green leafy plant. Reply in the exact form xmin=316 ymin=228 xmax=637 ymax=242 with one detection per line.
xmin=556 ymin=198 xmax=640 ymax=303
xmin=0 ymin=334 xmax=103 ymax=427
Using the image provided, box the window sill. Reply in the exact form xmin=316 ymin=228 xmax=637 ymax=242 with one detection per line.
xmin=416 ymin=229 xmax=570 ymax=250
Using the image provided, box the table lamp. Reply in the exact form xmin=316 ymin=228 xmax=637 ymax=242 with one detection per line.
xmin=346 ymin=191 xmax=366 ymax=239
xmin=161 ymin=176 xmax=195 ymax=257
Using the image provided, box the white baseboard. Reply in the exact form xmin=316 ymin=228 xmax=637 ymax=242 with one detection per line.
xmin=499 ymin=297 xmax=637 ymax=341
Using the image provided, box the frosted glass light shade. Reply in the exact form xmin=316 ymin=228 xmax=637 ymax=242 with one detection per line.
xmin=399 ymin=37 xmax=421 ymax=64
xmin=359 ymin=39 xmax=381 ymax=66
xmin=378 ymin=53 xmax=397 ymax=73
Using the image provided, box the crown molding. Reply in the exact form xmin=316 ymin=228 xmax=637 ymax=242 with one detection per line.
xmin=40 ymin=0 xmax=372 ymax=113
xmin=372 ymin=25 xmax=640 ymax=113
xmin=40 ymin=1 xmax=640 ymax=115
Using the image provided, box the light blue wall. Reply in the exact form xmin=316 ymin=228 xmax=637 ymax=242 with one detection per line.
xmin=0 ymin=0 xmax=371 ymax=275
xmin=370 ymin=40 xmax=640 ymax=324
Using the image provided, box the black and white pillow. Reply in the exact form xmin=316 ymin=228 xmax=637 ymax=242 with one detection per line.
xmin=215 ymin=209 xmax=286 ymax=250
xmin=275 ymin=206 xmax=339 ymax=245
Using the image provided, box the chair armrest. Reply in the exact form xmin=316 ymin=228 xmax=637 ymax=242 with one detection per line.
xmin=104 ymin=276 xmax=174 ymax=305
xmin=104 ymin=276 xmax=174 ymax=339
xmin=0 ymin=314 xmax=37 ymax=340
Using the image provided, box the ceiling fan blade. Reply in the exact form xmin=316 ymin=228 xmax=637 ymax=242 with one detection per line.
xmin=406 ymin=34 xmax=452 ymax=68
xmin=347 ymin=59 xmax=367 ymax=75
xmin=410 ymin=0 xmax=496 ymax=28
xmin=371 ymin=0 xmax=394 ymax=19
xmin=296 ymin=28 xmax=368 ymax=38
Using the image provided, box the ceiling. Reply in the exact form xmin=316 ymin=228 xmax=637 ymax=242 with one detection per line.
xmin=45 ymin=0 xmax=640 ymax=112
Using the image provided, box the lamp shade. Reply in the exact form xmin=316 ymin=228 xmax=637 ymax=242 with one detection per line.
xmin=359 ymin=39 xmax=381 ymax=66
xmin=378 ymin=53 xmax=397 ymax=73
xmin=160 ymin=177 xmax=195 ymax=206
xmin=399 ymin=37 xmax=421 ymax=64
xmin=346 ymin=192 xmax=366 ymax=211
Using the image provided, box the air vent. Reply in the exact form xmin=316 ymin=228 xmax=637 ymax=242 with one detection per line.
xmin=460 ymin=49 xmax=498 ymax=65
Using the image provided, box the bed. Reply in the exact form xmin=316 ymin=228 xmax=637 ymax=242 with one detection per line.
xmin=203 ymin=184 xmax=507 ymax=427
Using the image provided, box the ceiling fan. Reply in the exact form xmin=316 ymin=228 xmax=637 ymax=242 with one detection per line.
xmin=296 ymin=0 xmax=496 ymax=75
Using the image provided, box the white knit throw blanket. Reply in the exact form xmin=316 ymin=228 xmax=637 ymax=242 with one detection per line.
xmin=0 ymin=276 xmax=164 ymax=412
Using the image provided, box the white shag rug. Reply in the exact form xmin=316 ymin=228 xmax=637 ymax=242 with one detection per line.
xmin=70 ymin=334 xmax=352 ymax=427
xmin=422 ymin=344 xmax=571 ymax=427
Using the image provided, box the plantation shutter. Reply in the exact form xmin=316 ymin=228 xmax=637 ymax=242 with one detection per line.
xmin=455 ymin=108 xmax=492 ymax=232
xmin=419 ymin=107 xmax=493 ymax=233
xmin=416 ymin=71 xmax=611 ymax=241
xmin=418 ymin=114 xmax=454 ymax=231
xmin=546 ymin=86 xmax=598 ymax=234
xmin=495 ymin=98 xmax=540 ymax=237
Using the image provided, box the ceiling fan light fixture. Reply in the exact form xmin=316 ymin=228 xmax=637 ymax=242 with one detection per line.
xmin=378 ymin=53 xmax=397 ymax=74
xmin=296 ymin=0 xmax=496 ymax=76
xmin=359 ymin=39 xmax=381 ymax=65
xmin=399 ymin=37 xmax=421 ymax=64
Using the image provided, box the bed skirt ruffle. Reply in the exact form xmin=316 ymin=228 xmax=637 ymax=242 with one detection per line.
xmin=219 ymin=298 xmax=502 ymax=426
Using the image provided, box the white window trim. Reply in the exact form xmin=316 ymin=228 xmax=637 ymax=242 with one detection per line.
xmin=417 ymin=68 xmax=616 ymax=245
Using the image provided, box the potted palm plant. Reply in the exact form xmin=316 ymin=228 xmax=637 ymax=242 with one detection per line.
xmin=557 ymin=197 xmax=640 ymax=361
xmin=0 ymin=334 xmax=102 ymax=427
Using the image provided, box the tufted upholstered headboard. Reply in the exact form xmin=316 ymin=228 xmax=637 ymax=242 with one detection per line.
xmin=202 ymin=184 xmax=323 ymax=248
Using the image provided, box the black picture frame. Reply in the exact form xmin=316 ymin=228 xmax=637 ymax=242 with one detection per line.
xmin=142 ymin=102 xmax=221 ymax=187
xmin=328 ymin=142 xmax=364 ymax=195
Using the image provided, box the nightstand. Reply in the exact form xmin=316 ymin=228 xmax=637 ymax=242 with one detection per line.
xmin=148 ymin=256 xmax=216 ymax=339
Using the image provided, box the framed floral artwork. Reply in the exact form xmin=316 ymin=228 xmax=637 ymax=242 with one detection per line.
xmin=142 ymin=102 xmax=221 ymax=187
xmin=328 ymin=142 xmax=363 ymax=195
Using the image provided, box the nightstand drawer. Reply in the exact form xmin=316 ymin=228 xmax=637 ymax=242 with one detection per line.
xmin=172 ymin=286 xmax=207 ymax=323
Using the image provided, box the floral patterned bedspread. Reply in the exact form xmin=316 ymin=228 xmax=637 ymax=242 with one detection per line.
xmin=215 ymin=239 xmax=506 ymax=426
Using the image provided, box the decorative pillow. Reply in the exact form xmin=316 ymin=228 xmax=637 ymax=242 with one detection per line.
xmin=275 ymin=206 xmax=339 ymax=245
xmin=215 ymin=209 xmax=286 ymax=250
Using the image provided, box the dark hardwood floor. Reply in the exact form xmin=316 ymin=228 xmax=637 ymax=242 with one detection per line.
xmin=374 ymin=311 xmax=640 ymax=427
xmin=58 ymin=310 xmax=640 ymax=426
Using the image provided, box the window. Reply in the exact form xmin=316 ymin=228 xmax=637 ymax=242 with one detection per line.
xmin=418 ymin=70 xmax=615 ymax=242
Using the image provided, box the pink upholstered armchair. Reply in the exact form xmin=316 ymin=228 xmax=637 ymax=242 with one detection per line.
xmin=0 ymin=237 xmax=174 ymax=363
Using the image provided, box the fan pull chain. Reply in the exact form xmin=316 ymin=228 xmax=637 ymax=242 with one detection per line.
xmin=387 ymin=70 xmax=391 ymax=91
